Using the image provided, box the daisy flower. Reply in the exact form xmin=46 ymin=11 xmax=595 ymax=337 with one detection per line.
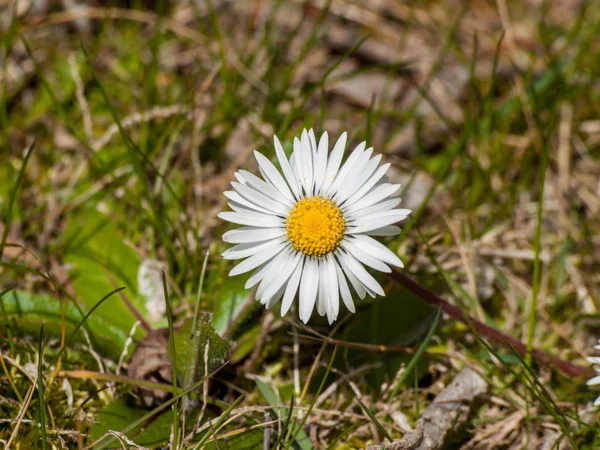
xmin=587 ymin=340 xmax=600 ymax=406
xmin=218 ymin=129 xmax=411 ymax=324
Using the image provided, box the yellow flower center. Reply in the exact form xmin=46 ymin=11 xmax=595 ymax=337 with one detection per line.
xmin=286 ymin=196 xmax=346 ymax=257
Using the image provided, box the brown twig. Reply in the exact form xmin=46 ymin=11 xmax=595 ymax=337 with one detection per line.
xmin=263 ymin=412 xmax=272 ymax=450
xmin=386 ymin=269 xmax=591 ymax=378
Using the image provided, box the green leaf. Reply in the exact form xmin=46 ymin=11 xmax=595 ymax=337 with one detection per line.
xmin=230 ymin=324 xmax=261 ymax=363
xmin=342 ymin=284 xmax=438 ymax=390
xmin=90 ymin=398 xmax=178 ymax=448
xmin=62 ymin=208 xmax=147 ymax=333
xmin=90 ymin=398 xmax=217 ymax=448
xmin=212 ymin=276 xmax=251 ymax=336
xmin=0 ymin=290 xmax=132 ymax=359
xmin=171 ymin=316 xmax=232 ymax=381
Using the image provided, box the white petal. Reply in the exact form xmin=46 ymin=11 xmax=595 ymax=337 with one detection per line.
xmin=254 ymin=151 xmax=296 ymax=204
xmin=291 ymin=138 xmax=304 ymax=188
xmin=349 ymin=209 xmax=411 ymax=234
xmin=325 ymin=255 xmax=340 ymax=324
xmin=346 ymin=197 xmax=401 ymax=220
xmin=257 ymin=252 xmax=292 ymax=300
xmin=229 ymin=242 xmax=288 ymax=276
xmin=222 ymin=237 xmax=285 ymax=260
xmin=594 ymin=396 xmax=600 ymax=406
xmin=219 ymin=211 xmax=284 ymax=228
xmin=224 ymin=191 xmax=272 ymax=215
xmin=333 ymin=151 xmax=379 ymax=204
xmin=320 ymin=132 xmax=347 ymax=195
xmin=232 ymin=182 xmax=289 ymax=216
xmin=246 ymin=249 xmax=290 ymax=289
xmin=223 ymin=227 xmax=286 ymax=244
xmin=364 ymin=225 xmax=402 ymax=237
xmin=588 ymin=357 xmax=600 ymax=365
xmin=344 ymin=184 xmax=401 ymax=215
xmin=363 ymin=285 xmax=377 ymax=298
xmin=300 ymin=130 xmax=314 ymax=196
xmin=313 ymin=131 xmax=329 ymax=194
xmin=317 ymin=259 xmax=327 ymax=317
xmin=343 ymin=163 xmax=391 ymax=207
xmin=227 ymin=201 xmax=261 ymax=215
xmin=336 ymin=252 xmax=367 ymax=300
xmin=333 ymin=258 xmax=355 ymax=313
xmin=264 ymin=283 xmax=287 ymax=309
xmin=234 ymin=172 xmax=246 ymax=184
xmin=349 ymin=235 xmax=404 ymax=268
xmin=338 ymin=251 xmax=385 ymax=296
xmin=308 ymin=129 xmax=318 ymax=168
xmin=245 ymin=261 xmax=269 ymax=289
xmin=274 ymin=135 xmax=301 ymax=199
xmin=588 ymin=375 xmax=600 ymax=386
xmin=239 ymin=170 xmax=292 ymax=208
xmin=325 ymin=141 xmax=366 ymax=198
xmin=281 ymin=257 xmax=304 ymax=316
xmin=299 ymin=258 xmax=319 ymax=323
xmin=260 ymin=252 xmax=302 ymax=305
xmin=341 ymin=239 xmax=391 ymax=273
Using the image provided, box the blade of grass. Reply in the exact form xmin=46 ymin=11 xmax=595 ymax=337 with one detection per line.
xmin=391 ymin=308 xmax=442 ymax=398
xmin=0 ymin=287 xmax=17 ymax=354
xmin=0 ymin=261 xmax=52 ymax=281
xmin=183 ymin=250 xmax=210 ymax=393
xmin=356 ymin=397 xmax=393 ymax=443
xmin=1 ymin=1 xmax=18 ymax=152
xmin=385 ymin=268 xmax=590 ymax=378
xmin=271 ymin=393 xmax=295 ymax=449
xmin=37 ymin=326 xmax=47 ymax=450
xmin=192 ymin=394 xmax=246 ymax=449
xmin=503 ymin=342 xmax=577 ymax=448
xmin=284 ymin=345 xmax=338 ymax=450
xmin=526 ymin=118 xmax=553 ymax=366
xmin=399 ymin=32 xmax=504 ymax=243
xmin=162 ymin=271 xmax=180 ymax=448
xmin=278 ymin=36 xmax=369 ymax=136
xmin=178 ymin=250 xmax=210 ymax=448
xmin=80 ymin=43 xmax=193 ymax=274
xmin=325 ymin=423 xmax=359 ymax=450
xmin=61 ymin=286 xmax=126 ymax=354
xmin=0 ymin=140 xmax=35 ymax=261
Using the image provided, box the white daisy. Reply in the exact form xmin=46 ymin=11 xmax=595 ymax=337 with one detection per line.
xmin=218 ymin=128 xmax=411 ymax=324
xmin=587 ymin=340 xmax=600 ymax=406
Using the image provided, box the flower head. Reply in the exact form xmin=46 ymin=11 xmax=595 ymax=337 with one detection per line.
xmin=587 ymin=340 xmax=600 ymax=406
xmin=218 ymin=129 xmax=411 ymax=324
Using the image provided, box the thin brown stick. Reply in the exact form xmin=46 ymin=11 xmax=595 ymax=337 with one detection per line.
xmin=293 ymin=331 xmax=415 ymax=354
xmin=386 ymin=269 xmax=590 ymax=378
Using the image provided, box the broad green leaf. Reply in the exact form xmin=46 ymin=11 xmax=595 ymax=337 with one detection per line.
xmin=230 ymin=324 xmax=261 ymax=363
xmin=171 ymin=316 xmax=232 ymax=381
xmin=212 ymin=276 xmax=250 ymax=336
xmin=342 ymin=285 xmax=437 ymax=390
xmin=90 ymin=398 xmax=206 ymax=448
xmin=63 ymin=208 xmax=147 ymax=333
xmin=0 ymin=290 xmax=131 ymax=359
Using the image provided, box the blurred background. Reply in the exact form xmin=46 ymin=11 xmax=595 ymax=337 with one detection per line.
xmin=1 ymin=0 xmax=600 ymax=448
